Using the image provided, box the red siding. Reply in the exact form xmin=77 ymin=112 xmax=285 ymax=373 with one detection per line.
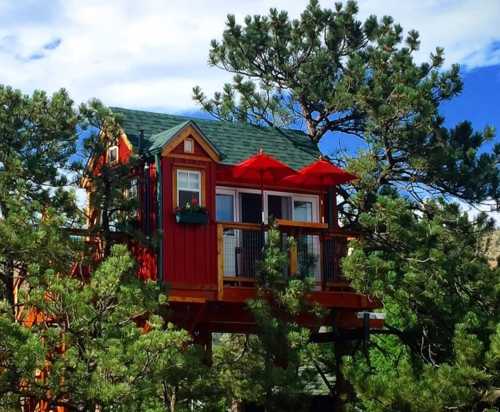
xmin=118 ymin=136 xmax=132 ymax=163
xmin=131 ymin=241 xmax=157 ymax=281
xmin=162 ymin=154 xmax=218 ymax=290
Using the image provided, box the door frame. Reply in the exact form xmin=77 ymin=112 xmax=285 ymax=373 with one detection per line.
xmin=216 ymin=186 xmax=319 ymax=224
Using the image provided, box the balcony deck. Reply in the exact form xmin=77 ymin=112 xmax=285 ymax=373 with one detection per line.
xmin=215 ymin=220 xmax=380 ymax=311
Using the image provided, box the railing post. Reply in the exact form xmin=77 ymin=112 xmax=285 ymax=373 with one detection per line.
xmin=320 ymin=235 xmax=325 ymax=291
xmin=328 ymin=187 xmax=338 ymax=229
xmin=217 ymin=224 xmax=224 ymax=300
xmin=289 ymin=240 xmax=298 ymax=276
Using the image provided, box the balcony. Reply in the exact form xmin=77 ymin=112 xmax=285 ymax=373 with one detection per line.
xmin=216 ymin=220 xmax=357 ymax=297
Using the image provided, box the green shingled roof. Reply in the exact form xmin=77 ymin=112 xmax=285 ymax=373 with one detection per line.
xmin=148 ymin=121 xmax=191 ymax=153
xmin=111 ymin=107 xmax=320 ymax=170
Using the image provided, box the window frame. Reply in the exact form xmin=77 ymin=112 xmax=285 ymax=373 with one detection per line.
xmin=215 ymin=186 xmax=319 ymax=223
xmin=175 ymin=168 xmax=204 ymax=208
xmin=216 ymin=190 xmax=236 ymax=222
xmin=126 ymin=178 xmax=138 ymax=200
xmin=183 ymin=138 xmax=194 ymax=154
xmin=107 ymin=145 xmax=119 ymax=165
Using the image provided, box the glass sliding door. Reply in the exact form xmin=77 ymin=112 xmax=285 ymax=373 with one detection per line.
xmin=216 ymin=194 xmax=234 ymax=222
xmin=267 ymin=195 xmax=292 ymax=222
xmin=293 ymin=198 xmax=321 ymax=283
xmin=216 ymin=191 xmax=238 ymax=276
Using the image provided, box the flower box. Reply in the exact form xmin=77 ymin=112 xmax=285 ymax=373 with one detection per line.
xmin=175 ymin=210 xmax=209 ymax=225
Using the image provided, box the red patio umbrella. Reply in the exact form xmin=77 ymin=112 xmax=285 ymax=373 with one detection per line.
xmin=233 ymin=149 xmax=296 ymax=223
xmin=281 ymin=158 xmax=357 ymax=189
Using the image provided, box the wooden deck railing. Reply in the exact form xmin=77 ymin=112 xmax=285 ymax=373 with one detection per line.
xmin=216 ymin=221 xmax=356 ymax=293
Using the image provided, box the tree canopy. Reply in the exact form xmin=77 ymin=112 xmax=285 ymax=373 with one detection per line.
xmin=194 ymin=0 xmax=499 ymax=208
xmin=194 ymin=1 xmax=500 ymax=410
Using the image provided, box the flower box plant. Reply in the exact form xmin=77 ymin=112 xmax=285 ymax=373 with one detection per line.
xmin=175 ymin=198 xmax=208 ymax=224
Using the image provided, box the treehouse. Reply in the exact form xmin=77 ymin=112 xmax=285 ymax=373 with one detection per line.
xmin=86 ymin=107 xmax=383 ymax=343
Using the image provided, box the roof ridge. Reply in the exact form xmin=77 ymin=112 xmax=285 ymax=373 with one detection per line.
xmin=110 ymin=106 xmax=308 ymax=137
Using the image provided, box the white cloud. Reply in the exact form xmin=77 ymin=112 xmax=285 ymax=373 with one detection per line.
xmin=0 ymin=0 xmax=499 ymax=113
xmin=461 ymin=199 xmax=500 ymax=226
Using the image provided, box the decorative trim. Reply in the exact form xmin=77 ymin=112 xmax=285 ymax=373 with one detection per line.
xmin=155 ymin=154 xmax=163 ymax=286
xmin=168 ymin=153 xmax=212 ymax=162
xmin=172 ymin=165 xmax=207 ymax=208
xmin=161 ymin=125 xmax=219 ymax=162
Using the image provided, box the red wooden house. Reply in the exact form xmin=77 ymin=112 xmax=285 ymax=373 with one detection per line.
xmin=90 ymin=107 xmax=383 ymax=343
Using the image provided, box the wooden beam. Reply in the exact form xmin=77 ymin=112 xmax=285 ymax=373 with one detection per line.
xmin=277 ymin=219 xmax=328 ymax=230
xmin=218 ymin=221 xmax=262 ymax=231
xmin=168 ymin=296 xmax=207 ymax=303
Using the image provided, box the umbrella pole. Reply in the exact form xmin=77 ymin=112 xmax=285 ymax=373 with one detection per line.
xmin=260 ymin=172 xmax=266 ymax=255
xmin=261 ymin=172 xmax=265 ymax=224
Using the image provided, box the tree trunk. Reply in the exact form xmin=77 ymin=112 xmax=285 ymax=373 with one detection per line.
xmin=230 ymin=399 xmax=243 ymax=412
xmin=169 ymin=393 xmax=176 ymax=412
xmin=3 ymin=259 xmax=15 ymax=315
xmin=333 ymin=342 xmax=355 ymax=412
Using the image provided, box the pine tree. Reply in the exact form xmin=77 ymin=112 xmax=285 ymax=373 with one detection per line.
xmin=78 ymin=99 xmax=145 ymax=259
xmin=0 ymin=91 xmax=211 ymax=411
xmin=194 ymin=1 xmax=500 ymax=410
xmin=0 ymin=85 xmax=80 ymax=313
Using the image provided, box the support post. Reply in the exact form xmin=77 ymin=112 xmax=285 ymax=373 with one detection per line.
xmin=154 ymin=153 xmax=163 ymax=286
xmin=217 ymin=224 xmax=224 ymax=300
xmin=333 ymin=341 xmax=355 ymax=412
xmin=289 ymin=241 xmax=298 ymax=276
xmin=193 ymin=327 xmax=212 ymax=365
xmin=328 ymin=186 xmax=338 ymax=229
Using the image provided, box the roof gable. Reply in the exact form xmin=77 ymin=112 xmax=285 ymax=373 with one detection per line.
xmin=158 ymin=122 xmax=220 ymax=161
xmin=110 ymin=107 xmax=320 ymax=169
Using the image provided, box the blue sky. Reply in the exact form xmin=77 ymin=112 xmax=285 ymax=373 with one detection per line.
xmin=0 ymin=1 xmax=499 ymax=152
xmin=317 ymin=64 xmax=500 ymax=156
xmin=1 ymin=1 xmax=498 ymax=141
xmin=1 ymin=0 xmax=498 ymax=216
xmin=440 ymin=65 xmax=500 ymax=139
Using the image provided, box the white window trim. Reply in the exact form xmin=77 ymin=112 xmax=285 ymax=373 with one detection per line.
xmin=216 ymin=186 xmax=319 ymax=223
xmin=107 ymin=145 xmax=119 ymax=165
xmin=177 ymin=169 xmax=202 ymax=207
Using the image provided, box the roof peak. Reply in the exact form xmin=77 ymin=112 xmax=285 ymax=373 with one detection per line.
xmin=110 ymin=106 xmax=320 ymax=169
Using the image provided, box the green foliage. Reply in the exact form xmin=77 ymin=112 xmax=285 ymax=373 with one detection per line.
xmin=79 ymin=99 xmax=148 ymax=258
xmin=194 ymin=0 xmax=499 ymax=208
xmin=342 ymin=196 xmax=500 ymax=410
xmin=194 ymin=0 xmax=461 ymax=142
xmin=1 ymin=245 xmax=211 ymax=411
xmin=195 ymin=2 xmax=500 ymax=409
xmin=0 ymin=89 xmax=211 ymax=411
xmin=0 ymin=85 xmax=81 ymax=307
xmin=229 ymin=223 xmax=325 ymax=411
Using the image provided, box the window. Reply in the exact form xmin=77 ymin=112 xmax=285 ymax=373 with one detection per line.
xmin=293 ymin=200 xmax=313 ymax=222
xmin=177 ymin=169 xmax=201 ymax=208
xmin=216 ymin=194 xmax=234 ymax=222
xmin=183 ymin=138 xmax=194 ymax=153
xmin=268 ymin=195 xmax=291 ymax=220
xmin=107 ymin=145 xmax=119 ymax=165
xmin=126 ymin=178 xmax=138 ymax=200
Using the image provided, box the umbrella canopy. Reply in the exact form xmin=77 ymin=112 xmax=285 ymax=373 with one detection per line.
xmin=232 ymin=150 xmax=296 ymax=223
xmin=232 ymin=150 xmax=296 ymax=184
xmin=281 ymin=158 xmax=357 ymax=188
